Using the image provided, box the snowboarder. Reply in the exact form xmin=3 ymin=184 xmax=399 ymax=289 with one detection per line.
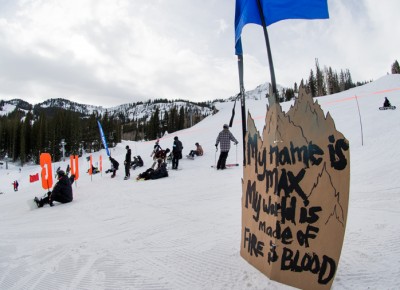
xmin=152 ymin=148 xmax=170 ymax=168
xmin=105 ymin=156 xmax=119 ymax=178
xmin=34 ymin=170 xmax=75 ymax=208
xmin=188 ymin=143 xmax=203 ymax=158
xmin=136 ymin=159 xmax=168 ymax=180
xmin=172 ymin=136 xmax=183 ymax=169
xmin=131 ymin=155 xmax=144 ymax=170
xmin=124 ymin=145 xmax=132 ymax=180
xmin=87 ymin=165 xmax=100 ymax=174
xmin=215 ymin=124 xmax=238 ymax=170
xmin=383 ymin=97 xmax=391 ymax=108
xmin=150 ymin=140 xmax=162 ymax=158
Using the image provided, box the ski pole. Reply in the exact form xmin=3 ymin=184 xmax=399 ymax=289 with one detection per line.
xmin=215 ymin=147 xmax=217 ymax=168
xmin=236 ymin=143 xmax=238 ymax=164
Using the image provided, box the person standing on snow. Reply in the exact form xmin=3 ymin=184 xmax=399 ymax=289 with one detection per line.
xmin=13 ymin=180 xmax=19 ymax=191
xmin=151 ymin=140 xmax=162 ymax=158
xmin=124 ymin=145 xmax=132 ymax=180
xmin=172 ymin=136 xmax=183 ymax=169
xmin=215 ymin=124 xmax=238 ymax=170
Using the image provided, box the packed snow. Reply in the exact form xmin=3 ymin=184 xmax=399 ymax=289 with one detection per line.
xmin=1 ymin=75 xmax=400 ymax=289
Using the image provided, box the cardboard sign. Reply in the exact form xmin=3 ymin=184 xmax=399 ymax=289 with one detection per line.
xmin=241 ymin=85 xmax=350 ymax=289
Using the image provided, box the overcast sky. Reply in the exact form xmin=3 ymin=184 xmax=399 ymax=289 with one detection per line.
xmin=0 ymin=0 xmax=399 ymax=107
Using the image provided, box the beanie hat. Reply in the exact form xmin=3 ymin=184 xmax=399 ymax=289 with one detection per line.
xmin=223 ymin=124 xmax=229 ymax=129
xmin=57 ymin=169 xmax=65 ymax=178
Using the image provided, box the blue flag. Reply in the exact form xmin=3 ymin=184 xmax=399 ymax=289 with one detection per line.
xmin=235 ymin=0 xmax=329 ymax=54
xmin=97 ymin=120 xmax=110 ymax=157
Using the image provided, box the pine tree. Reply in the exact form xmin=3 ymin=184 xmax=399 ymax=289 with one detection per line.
xmin=315 ymin=59 xmax=327 ymax=96
xmin=392 ymin=60 xmax=400 ymax=74
xmin=308 ymin=69 xmax=317 ymax=97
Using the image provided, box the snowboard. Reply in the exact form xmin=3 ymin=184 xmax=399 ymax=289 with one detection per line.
xmin=211 ymin=163 xmax=239 ymax=168
xmin=379 ymin=106 xmax=396 ymax=110
xmin=27 ymin=198 xmax=39 ymax=210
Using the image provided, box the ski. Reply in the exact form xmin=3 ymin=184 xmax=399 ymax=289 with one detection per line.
xmin=379 ymin=106 xmax=396 ymax=110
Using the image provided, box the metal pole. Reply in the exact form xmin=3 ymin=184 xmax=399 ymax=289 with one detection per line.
xmin=237 ymin=54 xmax=246 ymax=165
xmin=354 ymin=95 xmax=364 ymax=146
xmin=256 ymin=0 xmax=278 ymax=102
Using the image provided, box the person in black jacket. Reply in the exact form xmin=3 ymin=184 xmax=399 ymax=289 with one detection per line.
xmin=131 ymin=155 xmax=144 ymax=170
xmin=34 ymin=170 xmax=74 ymax=208
xmin=124 ymin=145 xmax=132 ymax=180
xmin=383 ymin=97 xmax=392 ymax=108
xmin=136 ymin=159 xmax=168 ymax=180
xmin=105 ymin=156 xmax=119 ymax=178
xmin=172 ymin=136 xmax=183 ymax=169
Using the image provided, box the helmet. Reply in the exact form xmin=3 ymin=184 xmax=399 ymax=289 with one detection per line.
xmin=223 ymin=124 xmax=229 ymax=129
xmin=195 ymin=142 xmax=199 ymax=146
xmin=174 ymin=136 xmax=178 ymax=140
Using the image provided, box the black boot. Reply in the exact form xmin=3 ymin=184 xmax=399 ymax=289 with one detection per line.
xmin=34 ymin=197 xmax=43 ymax=208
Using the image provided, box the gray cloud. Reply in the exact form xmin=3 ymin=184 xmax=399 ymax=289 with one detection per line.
xmin=0 ymin=0 xmax=399 ymax=107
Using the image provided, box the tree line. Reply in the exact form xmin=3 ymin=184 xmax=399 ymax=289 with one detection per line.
xmin=0 ymin=101 xmax=212 ymax=166
xmin=280 ymin=59 xmax=400 ymax=102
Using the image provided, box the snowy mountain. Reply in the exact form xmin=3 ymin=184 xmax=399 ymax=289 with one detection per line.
xmin=0 ymin=97 xmax=214 ymax=122
xmin=0 ymin=74 xmax=399 ymax=289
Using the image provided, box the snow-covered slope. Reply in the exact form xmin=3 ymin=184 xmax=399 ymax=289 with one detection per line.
xmin=0 ymin=75 xmax=399 ymax=289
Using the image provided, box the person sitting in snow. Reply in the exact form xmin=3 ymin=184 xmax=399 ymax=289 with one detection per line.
xmin=383 ymin=97 xmax=392 ymax=108
xmin=131 ymin=155 xmax=144 ymax=170
xmin=188 ymin=142 xmax=203 ymax=158
xmin=87 ymin=165 xmax=100 ymax=174
xmin=34 ymin=170 xmax=75 ymax=208
xmin=137 ymin=159 xmax=168 ymax=181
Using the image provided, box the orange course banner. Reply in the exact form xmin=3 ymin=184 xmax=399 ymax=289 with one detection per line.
xmin=89 ymin=155 xmax=93 ymax=175
xmin=40 ymin=153 xmax=53 ymax=190
xmin=70 ymin=155 xmax=79 ymax=180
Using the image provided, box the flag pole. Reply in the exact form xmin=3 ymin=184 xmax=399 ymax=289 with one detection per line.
xmin=256 ymin=0 xmax=278 ymax=102
xmin=237 ymin=54 xmax=246 ymax=165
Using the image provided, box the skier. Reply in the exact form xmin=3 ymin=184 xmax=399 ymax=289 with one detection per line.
xmin=188 ymin=142 xmax=203 ymax=158
xmin=383 ymin=97 xmax=391 ymax=108
xmin=106 ymin=156 xmax=119 ymax=178
xmin=215 ymin=124 xmax=238 ymax=170
xmin=34 ymin=170 xmax=75 ymax=208
xmin=172 ymin=136 xmax=183 ymax=170
xmin=124 ymin=145 xmax=132 ymax=180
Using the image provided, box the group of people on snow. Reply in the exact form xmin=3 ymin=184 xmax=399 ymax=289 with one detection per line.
xmin=34 ymin=123 xmax=238 ymax=208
